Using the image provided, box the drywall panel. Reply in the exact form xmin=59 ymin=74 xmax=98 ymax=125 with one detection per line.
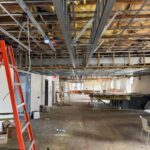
xmin=0 ymin=65 xmax=14 ymax=130
xmin=0 ymin=66 xmax=13 ymax=113
xmin=31 ymin=73 xmax=42 ymax=112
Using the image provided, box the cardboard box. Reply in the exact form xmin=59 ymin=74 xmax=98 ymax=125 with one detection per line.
xmin=2 ymin=120 xmax=11 ymax=132
xmin=8 ymin=126 xmax=16 ymax=139
xmin=33 ymin=111 xmax=40 ymax=119
xmin=0 ymin=132 xmax=8 ymax=144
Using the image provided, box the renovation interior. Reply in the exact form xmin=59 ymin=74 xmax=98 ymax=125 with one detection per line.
xmin=0 ymin=0 xmax=150 ymax=149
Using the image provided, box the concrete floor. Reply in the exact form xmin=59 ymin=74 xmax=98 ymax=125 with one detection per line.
xmin=0 ymin=102 xmax=150 ymax=150
xmin=33 ymin=103 xmax=149 ymax=150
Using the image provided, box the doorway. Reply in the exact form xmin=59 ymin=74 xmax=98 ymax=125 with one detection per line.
xmin=52 ymin=81 xmax=55 ymax=105
xmin=45 ymin=79 xmax=49 ymax=106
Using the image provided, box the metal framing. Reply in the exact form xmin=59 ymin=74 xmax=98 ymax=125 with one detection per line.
xmin=0 ymin=0 xmax=149 ymax=76
xmin=0 ymin=4 xmax=46 ymax=53
xmin=52 ymin=0 xmax=76 ymax=68
xmin=0 ymin=26 xmax=32 ymax=51
xmin=16 ymin=0 xmax=56 ymax=52
xmin=86 ymin=0 xmax=116 ymax=67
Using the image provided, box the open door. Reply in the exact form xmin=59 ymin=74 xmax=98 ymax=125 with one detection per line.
xmin=45 ymin=79 xmax=49 ymax=106
xmin=52 ymin=81 xmax=55 ymax=105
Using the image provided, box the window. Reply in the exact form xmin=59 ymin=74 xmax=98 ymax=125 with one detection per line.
xmin=69 ymin=82 xmax=83 ymax=90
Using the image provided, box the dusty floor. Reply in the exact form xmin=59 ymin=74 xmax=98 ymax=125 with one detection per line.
xmin=0 ymin=102 xmax=150 ymax=150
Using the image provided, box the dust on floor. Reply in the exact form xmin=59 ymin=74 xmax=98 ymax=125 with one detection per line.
xmin=0 ymin=102 xmax=150 ymax=150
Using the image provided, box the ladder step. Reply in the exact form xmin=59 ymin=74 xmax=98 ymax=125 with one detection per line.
xmin=14 ymin=82 xmax=21 ymax=86
xmin=17 ymin=102 xmax=25 ymax=109
xmin=0 ymin=41 xmax=36 ymax=149
xmin=9 ymin=64 xmax=17 ymax=70
xmin=22 ymin=121 xmax=30 ymax=133
xmin=29 ymin=140 xmax=35 ymax=150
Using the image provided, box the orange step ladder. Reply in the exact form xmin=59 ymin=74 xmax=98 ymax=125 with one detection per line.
xmin=0 ymin=40 xmax=36 ymax=150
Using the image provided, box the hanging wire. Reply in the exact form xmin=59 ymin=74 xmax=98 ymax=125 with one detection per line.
xmin=2 ymin=17 xmax=32 ymax=102
xmin=27 ymin=16 xmax=31 ymax=72
xmin=16 ymin=22 xmax=26 ymax=54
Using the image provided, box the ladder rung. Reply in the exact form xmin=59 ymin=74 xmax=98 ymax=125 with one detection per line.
xmin=9 ymin=64 xmax=17 ymax=70
xmin=14 ymin=83 xmax=21 ymax=86
xmin=0 ymin=42 xmax=36 ymax=149
xmin=17 ymin=102 xmax=25 ymax=109
xmin=22 ymin=121 xmax=30 ymax=133
xmin=29 ymin=140 xmax=35 ymax=150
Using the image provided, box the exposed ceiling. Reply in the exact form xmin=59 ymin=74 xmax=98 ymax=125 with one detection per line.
xmin=0 ymin=0 xmax=150 ymax=78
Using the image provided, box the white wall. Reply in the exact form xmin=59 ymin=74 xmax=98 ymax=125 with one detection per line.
xmin=30 ymin=73 xmax=42 ymax=112
xmin=29 ymin=73 xmax=60 ymax=110
xmin=0 ymin=66 xmax=13 ymax=113
xmin=0 ymin=66 xmax=13 ymax=131
xmin=0 ymin=66 xmax=59 ymax=131
xmin=132 ymin=75 xmax=150 ymax=94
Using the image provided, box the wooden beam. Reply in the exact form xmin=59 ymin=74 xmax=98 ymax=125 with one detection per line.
xmin=116 ymin=0 xmax=145 ymax=3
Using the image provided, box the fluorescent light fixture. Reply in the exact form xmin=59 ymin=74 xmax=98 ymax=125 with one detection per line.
xmin=44 ymin=37 xmax=50 ymax=44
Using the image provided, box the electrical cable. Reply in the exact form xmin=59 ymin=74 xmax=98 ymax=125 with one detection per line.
xmin=16 ymin=22 xmax=26 ymax=52
xmin=2 ymin=86 xmax=18 ymax=102
xmin=27 ymin=16 xmax=31 ymax=72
